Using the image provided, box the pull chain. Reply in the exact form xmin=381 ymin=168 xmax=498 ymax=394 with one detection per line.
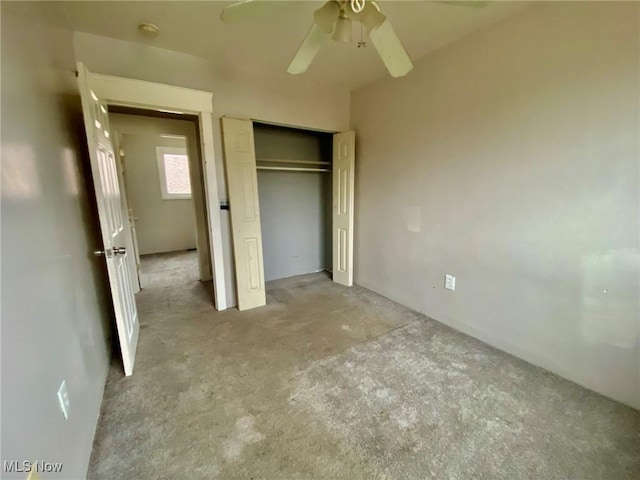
xmin=358 ymin=22 xmax=367 ymax=48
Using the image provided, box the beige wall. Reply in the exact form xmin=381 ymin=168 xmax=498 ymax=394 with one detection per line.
xmin=1 ymin=4 xmax=112 ymax=478
xmin=120 ymin=133 xmax=196 ymax=255
xmin=351 ymin=2 xmax=639 ymax=408
xmin=74 ymin=32 xmax=350 ymax=306
xmin=109 ymin=113 xmax=212 ymax=283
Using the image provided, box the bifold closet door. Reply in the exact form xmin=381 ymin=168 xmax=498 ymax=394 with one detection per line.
xmin=221 ymin=117 xmax=266 ymax=310
xmin=332 ymin=130 xmax=356 ymax=286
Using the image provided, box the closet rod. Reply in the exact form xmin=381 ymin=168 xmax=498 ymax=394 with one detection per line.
xmin=257 ymin=166 xmax=331 ymax=173
xmin=256 ymin=158 xmax=330 ymax=166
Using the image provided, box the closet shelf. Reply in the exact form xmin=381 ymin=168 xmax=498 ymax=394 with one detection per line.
xmin=256 ymin=158 xmax=330 ymax=166
xmin=257 ymin=166 xmax=331 ymax=173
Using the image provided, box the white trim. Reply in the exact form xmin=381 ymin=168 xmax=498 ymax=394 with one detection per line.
xmin=198 ymin=113 xmax=227 ymax=310
xmin=252 ymin=117 xmax=338 ymax=134
xmin=156 ymin=146 xmax=192 ymax=200
xmin=88 ymin=67 xmax=228 ymax=310
xmin=91 ymin=74 xmax=213 ymax=113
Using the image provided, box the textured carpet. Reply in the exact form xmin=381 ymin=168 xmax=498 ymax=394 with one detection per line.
xmin=139 ymin=250 xmax=199 ymax=289
xmin=88 ymin=270 xmax=639 ymax=479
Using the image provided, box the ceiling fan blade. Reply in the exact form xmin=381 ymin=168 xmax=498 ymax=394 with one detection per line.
xmin=368 ymin=19 xmax=413 ymax=78
xmin=287 ymin=23 xmax=328 ymax=75
xmin=220 ymin=0 xmax=274 ymax=24
xmin=313 ymin=1 xmax=340 ymax=34
xmin=437 ymin=1 xmax=490 ymax=8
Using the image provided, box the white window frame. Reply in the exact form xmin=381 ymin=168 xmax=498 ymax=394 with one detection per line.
xmin=156 ymin=146 xmax=192 ymax=200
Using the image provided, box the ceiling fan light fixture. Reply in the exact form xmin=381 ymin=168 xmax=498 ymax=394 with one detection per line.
xmin=332 ymin=15 xmax=352 ymax=43
xmin=314 ymin=1 xmax=341 ymax=34
xmin=363 ymin=6 xmax=386 ymax=31
xmin=221 ymin=0 xmax=415 ymax=78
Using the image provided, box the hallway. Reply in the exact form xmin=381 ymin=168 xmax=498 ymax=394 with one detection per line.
xmin=139 ymin=250 xmax=200 ymax=290
xmin=88 ymin=272 xmax=639 ymax=479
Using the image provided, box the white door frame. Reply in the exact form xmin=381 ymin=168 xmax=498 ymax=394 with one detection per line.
xmin=89 ymin=71 xmax=227 ymax=310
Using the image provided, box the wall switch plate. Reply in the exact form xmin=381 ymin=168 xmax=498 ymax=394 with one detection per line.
xmin=445 ymin=274 xmax=456 ymax=291
xmin=57 ymin=380 xmax=70 ymax=420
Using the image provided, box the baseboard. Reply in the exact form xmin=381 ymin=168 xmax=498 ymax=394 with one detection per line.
xmin=354 ymin=278 xmax=639 ymax=410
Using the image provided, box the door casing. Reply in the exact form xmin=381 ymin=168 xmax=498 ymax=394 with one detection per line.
xmin=87 ymin=69 xmax=228 ymax=310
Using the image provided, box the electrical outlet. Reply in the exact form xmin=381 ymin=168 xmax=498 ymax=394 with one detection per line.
xmin=445 ymin=274 xmax=456 ymax=291
xmin=57 ymin=380 xmax=70 ymax=420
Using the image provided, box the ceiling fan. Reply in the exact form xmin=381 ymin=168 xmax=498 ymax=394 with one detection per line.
xmin=220 ymin=0 xmax=488 ymax=78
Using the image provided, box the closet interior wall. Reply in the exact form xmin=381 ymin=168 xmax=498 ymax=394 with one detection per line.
xmin=253 ymin=123 xmax=333 ymax=282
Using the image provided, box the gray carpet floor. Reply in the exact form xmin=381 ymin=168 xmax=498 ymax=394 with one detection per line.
xmin=89 ymin=257 xmax=639 ymax=479
xmin=139 ymin=250 xmax=199 ymax=289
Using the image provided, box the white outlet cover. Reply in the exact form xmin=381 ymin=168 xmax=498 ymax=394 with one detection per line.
xmin=445 ymin=274 xmax=456 ymax=291
xmin=57 ymin=380 xmax=70 ymax=420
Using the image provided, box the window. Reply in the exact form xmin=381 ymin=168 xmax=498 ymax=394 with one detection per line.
xmin=156 ymin=146 xmax=192 ymax=199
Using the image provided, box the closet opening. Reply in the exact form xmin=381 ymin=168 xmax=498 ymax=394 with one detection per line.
xmin=253 ymin=122 xmax=334 ymax=282
xmin=222 ymin=115 xmax=353 ymax=310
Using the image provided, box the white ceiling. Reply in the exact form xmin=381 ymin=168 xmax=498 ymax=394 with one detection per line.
xmin=60 ymin=1 xmax=530 ymax=91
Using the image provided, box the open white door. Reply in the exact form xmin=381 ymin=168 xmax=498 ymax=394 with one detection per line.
xmin=77 ymin=62 xmax=140 ymax=375
xmin=127 ymin=206 xmax=143 ymax=289
xmin=112 ymin=134 xmax=140 ymax=294
xmin=221 ymin=117 xmax=266 ymax=310
xmin=333 ymin=130 xmax=356 ymax=286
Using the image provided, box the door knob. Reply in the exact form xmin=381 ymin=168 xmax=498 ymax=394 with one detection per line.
xmin=94 ymin=250 xmax=105 ymax=257
xmin=113 ymin=247 xmax=126 ymax=255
